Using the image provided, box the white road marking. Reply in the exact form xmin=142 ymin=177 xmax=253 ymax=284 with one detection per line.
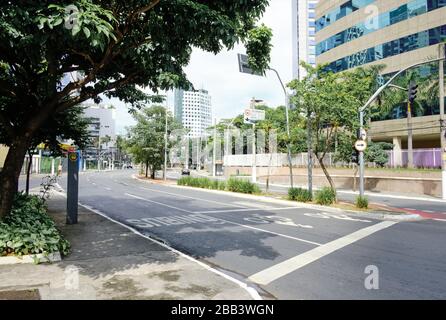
xmin=233 ymin=201 xmax=275 ymax=209
xmin=433 ymin=219 xmax=446 ymax=222
xmin=195 ymin=207 xmax=298 ymax=214
xmin=404 ymin=208 xmax=417 ymax=211
xmin=248 ymin=221 xmax=398 ymax=285
xmin=139 ymin=187 xmax=246 ymax=209
xmin=423 ymin=210 xmax=435 ymax=213
xmin=126 ymin=193 xmax=193 ymax=213
xmin=105 ymin=187 xmax=112 ymax=191
xmin=125 ymin=193 xmax=321 ymax=246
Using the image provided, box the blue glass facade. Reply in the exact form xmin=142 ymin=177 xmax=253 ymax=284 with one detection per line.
xmin=316 ymin=0 xmax=375 ymax=32
xmin=317 ymin=0 xmax=446 ymax=56
xmin=324 ymin=25 xmax=446 ymax=73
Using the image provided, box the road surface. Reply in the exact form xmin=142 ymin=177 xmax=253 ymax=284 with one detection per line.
xmin=47 ymin=170 xmax=446 ymax=299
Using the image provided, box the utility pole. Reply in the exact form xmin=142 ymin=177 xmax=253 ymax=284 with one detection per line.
xmin=212 ymin=118 xmax=217 ymax=177
xmin=439 ymin=43 xmax=445 ymax=199
xmin=307 ymin=111 xmax=313 ymax=194
xmin=252 ymin=122 xmax=257 ymax=183
xmin=164 ymin=100 xmax=168 ymax=181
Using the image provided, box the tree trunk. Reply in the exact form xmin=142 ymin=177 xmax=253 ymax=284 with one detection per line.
xmin=145 ymin=161 xmax=149 ymax=178
xmin=0 ymin=140 xmax=29 ymax=219
xmin=25 ymin=149 xmax=33 ymax=195
xmin=151 ymin=166 xmax=155 ymax=180
xmin=317 ymin=156 xmax=338 ymax=202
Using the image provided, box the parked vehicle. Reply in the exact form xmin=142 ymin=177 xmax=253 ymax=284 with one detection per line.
xmin=181 ymin=168 xmax=190 ymax=175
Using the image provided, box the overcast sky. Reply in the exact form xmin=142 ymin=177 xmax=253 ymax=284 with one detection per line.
xmin=113 ymin=0 xmax=293 ymax=134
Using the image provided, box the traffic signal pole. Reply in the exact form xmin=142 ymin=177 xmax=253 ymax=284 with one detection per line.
xmin=439 ymin=44 xmax=445 ymax=199
xmin=359 ymin=54 xmax=445 ymax=199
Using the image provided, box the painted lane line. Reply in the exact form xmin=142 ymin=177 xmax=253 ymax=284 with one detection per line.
xmin=105 ymin=187 xmax=112 ymax=191
xmin=248 ymin=221 xmax=398 ymax=285
xmin=139 ymin=187 xmax=247 ymax=209
xmin=195 ymin=207 xmax=300 ymax=214
xmin=125 ymin=193 xmax=321 ymax=246
xmin=126 ymin=193 xmax=193 ymax=213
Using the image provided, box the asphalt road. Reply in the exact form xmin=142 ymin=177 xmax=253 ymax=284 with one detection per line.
xmin=44 ymin=170 xmax=446 ymax=299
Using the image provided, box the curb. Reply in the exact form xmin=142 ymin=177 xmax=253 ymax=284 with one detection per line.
xmin=133 ymin=175 xmax=422 ymax=222
xmin=0 ymin=252 xmax=61 ymax=266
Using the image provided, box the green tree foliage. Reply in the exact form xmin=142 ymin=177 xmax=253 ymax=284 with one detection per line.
xmin=288 ymin=63 xmax=381 ymax=199
xmin=365 ymin=142 xmax=394 ymax=167
xmin=0 ymin=0 xmax=272 ymax=218
xmin=126 ymin=105 xmax=182 ymax=179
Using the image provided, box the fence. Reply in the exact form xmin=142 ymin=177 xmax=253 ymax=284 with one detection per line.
xmin=224 ymin=148 xmax=442 ymax=169
xmin=387 ymin=148 xmax=441 ymax=169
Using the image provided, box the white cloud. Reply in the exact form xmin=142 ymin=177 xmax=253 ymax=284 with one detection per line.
xmin=113 ymin=0 xmax=292 ymax=134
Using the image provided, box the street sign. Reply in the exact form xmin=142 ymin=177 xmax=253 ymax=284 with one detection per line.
xmin=359 ymin=128 xmax=367 ymax=141
xmin=244 ymin=108 xmax=265 ymax=123
xmin=238 ymin=54 xmax=263 ymax=77
xmin=355 ymin=140 xmax=367 ymax=152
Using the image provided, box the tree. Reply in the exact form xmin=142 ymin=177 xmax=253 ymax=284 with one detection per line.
xmin=0 ymin=1 xmax=272 ymax=218
xmin=289 ymin=63 xmax=380 ymax=200
xmin=127 ymin=105 xmax=182 ymax=179
xmin=365 ymin=142 xmax=394 ymax=167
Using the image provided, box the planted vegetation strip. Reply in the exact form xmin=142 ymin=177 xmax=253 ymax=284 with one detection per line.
xmin=0 ymin=193 xmax=70 ymax=257
xmin=177 ymin=177 xmax=260 ymax=194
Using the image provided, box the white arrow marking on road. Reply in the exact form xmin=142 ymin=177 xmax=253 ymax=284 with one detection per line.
xmin=248 ymin=221 xmax=397 ymax=285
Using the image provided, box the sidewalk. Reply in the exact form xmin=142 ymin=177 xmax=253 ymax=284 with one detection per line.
xmin=0 ymin=193 xmax=254 ymax=300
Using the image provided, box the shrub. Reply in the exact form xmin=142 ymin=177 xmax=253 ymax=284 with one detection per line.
xmin=288 ymin=188 xmax=312 ymax=202
xmin=0 ymin=193 xmax=70 ymax=258
xmin=355 ymin=196 xmax=369 ymax=209
xmin=227 ymin=178 xmax=261 ymax=194
xmin=314 ymin=187 xmax=336 ymax=206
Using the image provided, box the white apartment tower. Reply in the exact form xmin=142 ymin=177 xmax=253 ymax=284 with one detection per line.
xmin=292 ymin=0 xmax=318 ymax=80
xmin=174 ymin=88 xmax=212 ymax=138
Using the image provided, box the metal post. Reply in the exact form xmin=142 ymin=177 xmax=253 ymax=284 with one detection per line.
xmin=67 ymin=151 xmax=79 ymax=224
xmin=164 ymin=104 xmax=168 ymax=180
xmin=359 ymin=110 xmax=365 ymax=197
xmin=270 ymin=68 xmax=294 ymax=188
xmin=407 ymin=100 xmax=414 ymax=168
xmin=51 ymin=158 xmax=55 ymax=176
xmin=439 ymin=44 xmax=446 ymax=199
xmin=252 ymin=122 xmax=257 ymax=183
xmin=212 ymin=118 xmax=217 ymax=177
xmin=285 ymin=94 xmax=294 ymax=188
xmin=307 ymin=112 xmax=313 ymax=194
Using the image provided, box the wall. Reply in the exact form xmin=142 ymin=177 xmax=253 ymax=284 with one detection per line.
xmin=224 ymin=166 xmax=442 ymax=197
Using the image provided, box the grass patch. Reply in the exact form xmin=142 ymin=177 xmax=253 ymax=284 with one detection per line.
xmin=355 ymin=196 xmax=369 ymax=209
xmin=0 ymin=193 xmax=70 ymax=258
xmin=288 ymin=188 xmax=312 ymax=202
xmin=177 ymin=176 xmax=260 ymax=194
xmin=314 ymin=187 xmax=336 ymax=206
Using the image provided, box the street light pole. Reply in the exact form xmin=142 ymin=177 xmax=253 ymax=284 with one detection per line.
xmin=359 ymin=55 xmax=446 ymax=198
xmin=269 ymin=68 xmax=294 ymax=188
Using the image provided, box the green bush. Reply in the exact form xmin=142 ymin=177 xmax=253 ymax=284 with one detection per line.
xmin=288 ymin=188 xmax=312 ymax=202
xmin=227 ymin=178 xmax=261 ymax=194
xmin=314 ymin=187 xmax=336 ymax=206
xmin=355 ymin=196 xmax=369 ymax=209
xmin=0 ymin=193 xmax=70 ymax=258
xmin=178 ymin=177 xmax=260 ymax=194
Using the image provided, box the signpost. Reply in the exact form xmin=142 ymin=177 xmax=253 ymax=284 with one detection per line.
xmin=67 ymin=151 xmax=79 ymax=224
xmin=355 ymin=140 xmax=367 ymax=152
xmin=243 ymin=108 xmax=265 ymax=183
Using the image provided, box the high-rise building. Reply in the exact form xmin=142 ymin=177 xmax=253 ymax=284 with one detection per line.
xmin=315 ymin=0 xmax=446 ymax=167
xmin=292 ymin=0 xmax=319 ymax=80
xmin=82 ymin=104 xmax=117 ymax=164
xmin=174 ymin=88 xmax=212 ymax=138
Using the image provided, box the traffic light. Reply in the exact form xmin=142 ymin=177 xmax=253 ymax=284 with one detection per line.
xmin=408 ymin=81 xmax=418 ymax=104
xmin=351 ymin=150 xmax=359 ymax=165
